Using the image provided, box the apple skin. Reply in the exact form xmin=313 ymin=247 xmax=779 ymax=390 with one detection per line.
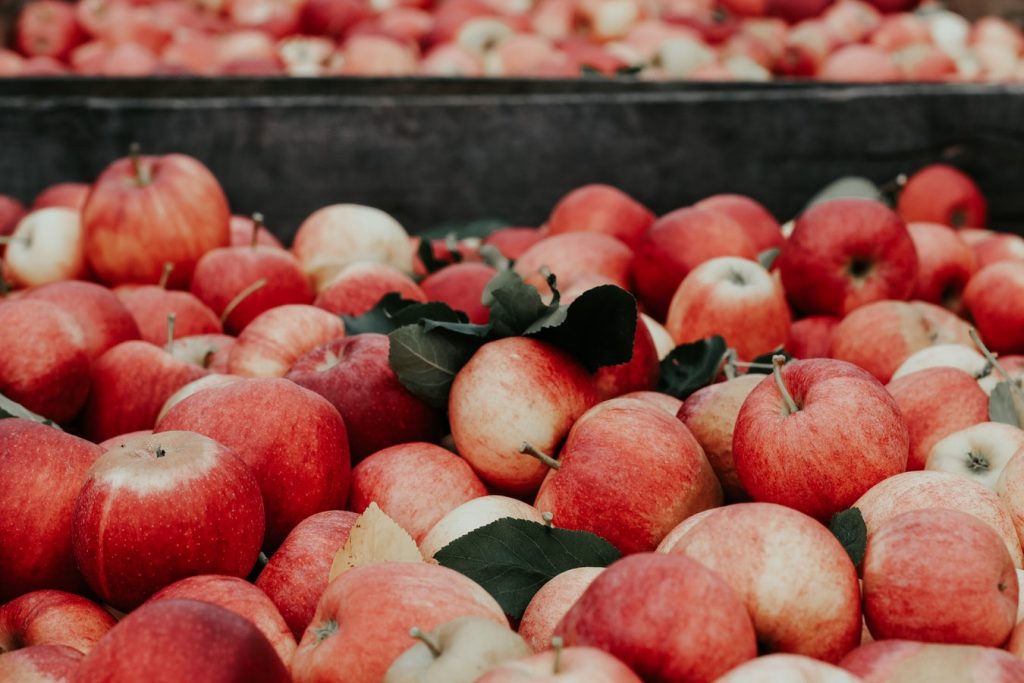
xmin=227 ymin=303 xmax=345 ymax=377
xmin=484 ymin=227 xmax=544 ymax=260
xmin=733 ymin=359 xmax=909 ymax=521
xmin=886 ymin=367 xmax=989 ymax=470
xmin=477 ymin=647 xmax=643 ymax=683
xmin=286 ymin=334 xmax=444 ymax=461
xmin=0 ymin=195 xmax=26 ymax=245
xmin=350 ymin=442 xmax=487 ymax=543
xmin=964 ymin=261 xmax=1024 ymax=355
xmin=854 ymin=470 xmax=1024 ymax=568
xmin=632 ymin=206 xmax=758 ymax=320
xmin=420 ymin=495 xmax=546 ymax=560
xmin=190 ymin=244 xmax=314 ymax=334
xmin=82 ymin=339 xmax=207 ymax=442
xmin=255 ymin=510 xmax=359 ymax=639
xmin=841 ymin=640 xmax=1024 ymax=682
xmin=890 ymin=343 xmax=988 ymax=381
xmin=514 ymin=232 xmax=633 ymax=299
xmin=665 ymin=503 xmax=861 ymax=663
xmin=534 ymin=397 xmax=722 ymax=554
xmin=32 ymin=183 xmax=89 ymax=212
xmin=592 ymin=314 xmax=660 ymax=400
xmin=0 ymin=420 xmax=102 ymax=602
xmin=449 ymin=337 xmax=599 ymax=495
xmin=291 ymin=562 xmax=507 ymax=683
xmin=23 ymin=280 xmax=141 ymax=361
xmin=995 ymin=450 xmax=1024 ymax=550
xmin=72 ymin=431 xmax=265 ymax=611
xmin=82 ymin=152 xmax=230 ymax=288
xmin=0 ymin=644 xmax=82 ymax=683
xmin=897 ymin=164 xmax=988 ymax=229
xmin=830 ymin=300 xmax=972 ymax=383
xmin=925 ymin=422 xmax=1024 ymax=490
xmin=0 ymin=590 xmax=114 ymax=656
xmin=556 ymin=553 xmax=756 ymax=683
xmin=229 ymin=214 xmax=285 ymax=249
xmin=545 ymin=184 xmax=654 ymax=248
xmin=665 ymin=256 xmax=791 ymax=361
xmin=620 ymin=390 xmax=681 ymax=416
xmin=0 ymin=300 xmax=90 ymax=424
xmin=145 ymin=575 xmax=296 ymax=666
xmin=786 ymin=315 xmax=839 ymax=359
xmin=862 ymin=508 xmax=1017 ymax=646
xmin=907 ymin=222 xmax=977 ymax=312
xmin=314 ymin=261 xmax=427 ymax=315
xmin=974 ymin=233 xmax=1024 ymax=270
xmin=15 ymin=0 xmax=83 ymax=60
xmin=420 ymin=262 xmax=497 ymax=324
xmin=115 ymin=285 xmax=223 ymax=345
xmin=716 ymin=654 xmax=863 ymax=683
xmin=75 ymin=599 xmax=291 ymax=682
xmin=2 ymin=208 xmax=87 ymax=288
xmin=518 ymin=567 xmax=604 ymax=653
xmin=778 ymin=199 xmax=918 ymax=317
xmin=695 ymin=194 xmax=783 ymax=253
xmin=818 ymin=44 xmax=902 ymax=82
xmin=155 ymin=377 xmax=350 ymax=549
xmin=169 ymin=334 xmax=236 ymax=374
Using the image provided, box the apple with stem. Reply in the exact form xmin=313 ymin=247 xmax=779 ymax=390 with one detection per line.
xmin=227 ymin=303 xmax=345 ymax=377
xmin=519 ymin=568 xmax=604 ymax=653
xmin=477 ymin=642 xmax=643 ymax=683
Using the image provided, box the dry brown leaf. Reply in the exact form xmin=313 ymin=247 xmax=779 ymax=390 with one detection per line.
xmin=328 ymin=502 xmax=423 ymax=582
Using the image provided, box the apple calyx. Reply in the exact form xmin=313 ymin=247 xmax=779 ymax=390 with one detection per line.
xmin=129 ymin=142 xmax=152 ymax=187
xmin=154 ymin=446 xmax=167 ymax=458
xmin=251 ymin=212 xmax=265 ymax=248
xmin=965 ymin=451 xmax=989 ymax=473
xmin=970 ymin=327 xmax=1024 ymax=398
xmin=313 ymin=619 xmax=338 ymax=644
xmin=772 ymin=354 xmax=799 ymax=415
xmin=520 ymin=442 xmax=561 ymax=470
xmin=551 ymin=636 xmax=564 ymax=674
xmin=158 ymin=262 xmax=174 ymax=289
xmin=219 ymin=278 xmax=269 ymax=326
xmin=165 ymin=313 xmax=177 ymax=354
xmin=409 ymin=626 xmax=443 ymax=658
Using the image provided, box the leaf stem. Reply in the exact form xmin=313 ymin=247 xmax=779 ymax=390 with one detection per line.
xmin=970 ymin=327 xmax=1024 ymax=399
xmin=220 ymin=278 xmax=268 ymax=326
xmin=773 ymin=354 xmax=798 ymax=415
xmin=409 ymin=627 xmax=442 ymax=658
xmin=520 ymin=442 xmax=560 ymax=470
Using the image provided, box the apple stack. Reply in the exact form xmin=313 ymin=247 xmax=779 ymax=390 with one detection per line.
xmin=5 ymin=147 xmax=1024 ymax=683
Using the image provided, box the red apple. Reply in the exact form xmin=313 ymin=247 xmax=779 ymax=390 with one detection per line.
xmin=155 ymin=377 xmax=350 ymax=549
xmin=2 ymin=208 xmax=86 ymax=288
xmin=72 ymin=431 xmax=264 ymax=610
xmin=0 ymin=300 xmax=90 ymax=424
xmin=226 ymin=0 xmax=301 ymax=38
xmin=0 ymin=644 xmax=82 ymax=683
xmin=925 ymin=422 xmax=1024 ymax=490
xmin=484 ymin=226 xmax=544 ymax=260
xmin=545 ymin=184 xmax=654 ymax=248
xmin=314 ymin=261 xmax=426 ymax=316
xmin=733 ymin=358 xmax=909 ymax=521
xmin=514 ymin=233 xmax=633 ymax=300
xmin=778 ymin=199 xmax=918 ymax=317
xmin=32 ymin=183 xmax=89 ymax=212
xmin=291 ymin=562 xmax=506 ymax=683
xmin=897 ymin=164 xmax=988 ymax=229
xmin=785 ymin=315 xmax=838 ymax=359
xmin=964 ymin=261 xmax=1024 ymax=355
xmin=75 ymin=599 xmax=291 ymax=682
xmin=907 ymin=222 xmax=977 ymax=312
xmin=15 ymin=0 xmax=84 ymax=60
xmin=974 ymin=233 xmax=1024 ymax=270
xmin=0 ymin=590 xmax=114 ymax=655
xmin=115 ymin=284 xmax=222 ymax=345
xmin=229 ymin=214 xmax=285 ymax=249
xmin=818 ymin=44 xmax=902 ymax=82
xmin=518 ymin=567 xmax=604 ymax=653
xmin=420 ymin=495 xmax=545 ymax=560
xmin=169 ymin=334 xmax=236 ymax=374
xmin=255 ymin=510 xmax=359 ymax=638
xmin=890 ymin=343 xmax=988 ymax=381
xmin=0 ymin=421 xmax=101 ymax=602
xmin=420 ymin=262 xmax=496 ymax=324
xmin=777 ymin=19 xmax=835 ymax=76
xmin=302 ymin=0 xmax=372 ymax=37
xmin=556 ymin=553 xmax=756 ymax=682
xmin=227 ymin=304 xmax=345 ymax=377
xmin=695 ymin=194 xmax=783 ymax=252
xmin=478 ymin=646 xmax=642 ymax=682
xmin=592 ymin=314 xmax=660 ymax=400
xmin=82 ymin=149 xmax=230 ymax=287
xmin=23 ymin=280 xmax=140 ymax=361
xmin=841 ymin=640 xmax=1024 ymax=682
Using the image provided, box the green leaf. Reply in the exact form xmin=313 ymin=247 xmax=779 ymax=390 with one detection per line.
xmin=657 ymin=336 xmax=727 ymax=399
xmin=990 ymin=382 xmax=1021 ymax=428
xmin=342 ymin=294 xmax=466 ymax=336
xmin=0 ymin=393 xmax=60 ymax=429
xmin=746 ymin=347 xmax=794 ymax=375
xmin=390 ymin=301 xmax=466 ymax=328
xmin=388 ymin=324 xmax=482 ymax=409
xmin=829 ymin=508 xmax=867 ymax=569
xmin=483 ymin=270 xmax=558 ymax=338
xmin=531 ymin=285 xmax=637 ymax=372
xmin=420 ymin=219 xmax=509 ymax=242
xmin=758 ymin=248 xmax=780 ymax=270
xmin=616 ymin=65 xmax=643 ymax=76
xmin=434 ymin=518 xmax=621 ymax=620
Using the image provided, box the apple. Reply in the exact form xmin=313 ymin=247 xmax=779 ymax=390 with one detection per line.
xmin=513 ymin=233 xmax=633 ymax=300
xmin=477 ymin=646 xmax=643 ymax=683
xmin=639 ymin=313 xmax=674 ymax=360
xmin=169 ymin=334 xmax=236 ymax=374
xmin=777 ymin=20 xmax=835 ymax=76
xmin=82 ymin=148 xmax=230 ymax=288
xmin=853 ymin=470 xmax=1024 ymax=568
xmin=420 ymin=495 xmax=546 ymax=560
xmin=227 ymin=0 xmax=300 ymax=38
xmin=302 ymin=0 xmax=372 ymax=37
xmin=665 ymin=256 xmax=790 ymax=361
xmin=897 ymin=163 xmax=988 ymax=228
xmin=146 ymin=575 xmax=296 ymax=666
xmin=155 ymin=377 xmax=350 ymax=549
xmin=778 ymin=199 xmax=918 ymax=317
xmin=890 ymin=343 xmax=988 ymax=381
xmin=862 ymin=508 xmax=1017 ymax=646
xmin=785 ymin=315 xmax=838 ymax=359
xmin=449 ymin=337 xmax=599 ymax=495
xmin=544 ymin=184 xmax=654 ymax=249
xmin=592 ymin=314 xmax=660 ymax=400
xmin=255 ymin=510 xmax=359 ymax=638
xmin=420 ymin=262 xmax=497 ymax=324
xmin=973 ymin=233 xmax=1024 ymax=270
xmin=32 ymin=183 xmax=89 ymax=212
xmin=821 ymin=0 xmax=881 ymax=43
xmin=519 ymin=567 xmax=604 ymax=653
xmin=384 ymin=616 xmax=532 ymax=683
xmin=116 ymin=282 xmax=223 ymax=345
xmin=22 ymin=280 xmax=140 ymax=361
xmin=2 ymin=208 xmax=86 ymax=288
xmin=0 ymin=300 xmax=90 ymax=424
xmin=72 ymin=431 xmax=264 ymax=610
xmin=0 ymin=420 xmax=102 ymax=602
xmin=925 ymin=422 xmax=1024 ymax=490
xmin=694 ymin=194 xmax=783 ymax=253
xmin=350 ymin=442 xmax=487 ymax=543
xmin=229 ymin=214 xmax=285 ymax=249
xmin=0 ymin=590 xmax=114 ymax=655
xmin=964 ymin=261 xmax=1024 ymax=355
xmin=716 ymin=654 xmax=863 ymax=682
xmin=331 ymin=34 xmax=418 ymax=76
xmin=291 ymin=562 xmax=506 ymax=683
xmin=556 ymin=553 xmax=756 ymax=682
xmin=886 ymin=367 xmax=989 ymax=470
xmin=534 ymin=396 xmax=722 ymax=554
xmin=15 ymin=0 xmax=84 ymax=60
xmin=995 ymin=451 xmax=1024 ymax=550
xmin=97 ymin=430 xmax=153 ymax=450
xmin=632 ymin=206 xmax=758 ymax=320
xmin=75 ymin=599 xmax=291 ymax=682
xmin=314 ymin=261 xmax=426 ymax=316
xmin=484 ymin=227 xmax=544 ymax=260
xmin=733 ymin=358 xmax=909 ymax=521
xmin=0 ymin=644 xmax=82 ymax=683
xmin=0 ymin=196 xmax=26 ymax=246
xmin=819 ymin=45 xmax=902 ymax=82
xmin=227 ymin=304 xmax=345 ymax=377
xmin=421 ymin=42 xmax=484 ymax=74
xmin=841 ymin=640 xmax=1024 ymax=682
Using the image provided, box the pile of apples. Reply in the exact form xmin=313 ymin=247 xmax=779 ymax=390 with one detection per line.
xmin=4 ymin=0 xmax=1024 ymax=80
xmin=5 ymin=147 xmax=1024 ymax=683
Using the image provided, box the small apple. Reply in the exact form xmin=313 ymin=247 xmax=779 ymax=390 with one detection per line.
xmin=907 ymin=222 xmax=977 ymax=312
xmin=514 ymin=233 xmax=633 ymax=300
xmin=116 ymin=281 xmax=223 ymax=346
xmin=694 ymin=194 xmax=783 ymax=253
xmin=925 ymin=422 xmax=1024 ymax=490
xmin=420 ymin=262 xmax=497 ymax=324
xmin=32 ymin=183 xmax=89 ymax=211
xmin=897 ymin=163 xmax=987 ymax=228
xmin=314 ymin=261 xmax=426 ymax=316
xmin=545 ymin=184 xmax=654 ymax=248
xmin=23 ymin=280 xmax=140 ymax=361
xmin=518 ymin=567 xmax=604 ymax=653
xmin=227 ymin=304 xmax=345 ymax=377
xmin=785 ymin=315 xmax=839 ymax=359
xmin=890 ymin=343 xmax=988 ymax=381
xmin=964 ymin=261 xmax=1024 ymax=355
xmin=0 ymin=590 xmax=114 ymax=655
xmin=420 ymin=495 xmax=546 ymax=560
xmin=2 ymin=208 xmax=86 ymax=288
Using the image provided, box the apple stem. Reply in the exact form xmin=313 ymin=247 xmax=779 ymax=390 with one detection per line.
xmin=166 ymin=313 xmax=177 ymax=354
xmin=542 ymin=511 xmax=554 ymax=528
xmin=409 ymin=627 xmax=442 ymax=659
xmin=520 ymin=442 xmax=560 ymax=470
xmin=772 ymin=354 xmax=799 ymax=415
xmin=551 ymin=636 xmax=564 ymax=674
xmin=158 ymin=262 xmax=173 ymax=289
xmin=251 ymin=212 xmax=264 ymax=248
xmin=220 ymin=278 xmax=268 ymax=326
xmin=129 ymin=142 xmax=150 ymax=186
xmin=970 ymin=327 xmax=1024 ymax=399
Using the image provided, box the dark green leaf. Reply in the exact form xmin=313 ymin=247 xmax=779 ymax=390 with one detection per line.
xmin=390 ymin=301 xmax=466 ymax=328
xmin=658 ymin=336 xmax=727 ymax=399
xmin=531 ymin=285 xmax=637 ymax=371
xmin=420 ymin=219 xmax=509 ymax=242
xmin=421 ymin=319 xmax=493 ymax=338
xmin=483 ymin=270 xmax=558 ymax=338
xmin=990 ymin=382 xmax=1021 ymax=428
xmin=616 ymin=65 xmax=643 ymax=76
xmin=0 ymin=393 xmax=60 ymax=429
xmin=434 ymin=518 xmax=621 ymax=619
xmin=580 ymin=65 xmax=602 ymax=77
xmin=388 ymin=324 xmax=482 ymax=409
xmin=758 ymin=247 xmax=780 ymax=270
xmin=829 ymin=508 xmax=867 ymax=569
xmin=342 ymin=293 xmax=465 ymax=336
xmin=417 ymin=238 xmax=454 ymax=275
xmin=746 ymin=347 xmax=793 ymax=375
